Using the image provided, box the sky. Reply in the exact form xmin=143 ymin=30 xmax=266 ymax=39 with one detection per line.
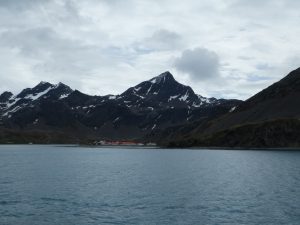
xmin=0 ymin=0 xmax=299 ymax=100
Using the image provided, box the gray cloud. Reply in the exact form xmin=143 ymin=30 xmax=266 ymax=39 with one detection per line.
xmin=255 ymin=63 xmax=274 ymax=71
xmin=0 ymin=0 xmax=299 ymax=100
xmin=0 ymin=0 xmax=48 ymax=9
xmin=174 ymin=48 xmax=220 ymax=81
xmin=147 ymin=29 xmax=183 ymax=51
xmin=134 ymin=29 xmax=183 ymax=53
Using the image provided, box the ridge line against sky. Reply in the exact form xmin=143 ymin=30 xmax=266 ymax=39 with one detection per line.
xmin=0 ymin=0 xmax=299 ymax=100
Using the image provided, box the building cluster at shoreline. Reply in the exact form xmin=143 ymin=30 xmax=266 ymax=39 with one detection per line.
xmin=93 ymin=140 xmax=157 ymax=146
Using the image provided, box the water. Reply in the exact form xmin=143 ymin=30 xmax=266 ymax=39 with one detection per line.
xmin=0 ymin=145 xmax=299 ymax=225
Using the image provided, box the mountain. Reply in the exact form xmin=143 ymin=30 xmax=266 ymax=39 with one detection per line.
xmin=118 ymin=71 xmax=221 ymax=108
xmin=0 ymin=72 xmax=241 ymax=144
xmin=163 ymin=68 xmax=300 ymax=148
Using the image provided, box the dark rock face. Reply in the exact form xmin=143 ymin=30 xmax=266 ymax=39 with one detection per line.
xmin=203 ymin=67 xmax=300 ymax=134
xmin=239 ymin=67 xmax=300 ymax=110
xmin=0 ymin=71 xmax=241 ymax=143
xmin=168 ymin=119 xmax=300 ymax=148
xmin=16 ymin=82 xmax=53 ymax=99
xmin=164 ymin=67 xmax=300 ymax=148
xmin=0 ymin=91 xmax=13 ymax=103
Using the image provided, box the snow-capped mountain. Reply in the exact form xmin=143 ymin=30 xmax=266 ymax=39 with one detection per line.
xmin=0 ymin=82 xmax=73 ymax=118
xmin=117 ymin=71 xmax=220 ymax=109
xmin=0 ymin=72 xmax=242 ymax=142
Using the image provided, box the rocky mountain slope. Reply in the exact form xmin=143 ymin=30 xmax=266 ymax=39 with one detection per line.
xmin=0 ymin=72 xmax=241 ymax=143
xmin=163 ymin=68 xmax=300 ymax=148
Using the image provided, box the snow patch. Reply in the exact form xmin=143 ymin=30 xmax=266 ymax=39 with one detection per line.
xmin=149 ymin=73 xmax=169 ymax=84
xmin=150 ymin=78 xmax=157 ymax=84
xmin=3 ymin=105 xmax=23 ymax=117
xmin=197 ymin=95 xmax=213 ymax=104
xmin=155 ymin=115 xmax=162 ymax=121
xmin=134 ymin=87 xmax=142 ymax=92
xmin=5 ymin=97 xmax=20 ymax=109
xmin=24 ymin=86 xmax=53 ymax=101
xmin=59 ymin=93 xmax=70 ymax=99
xmin=113 ymin=117 xmax=120 ymax=123
xmin=146 ymin=84 xmax=153 ymax=95
xmin=187 ymin=115 xmax=193 ymax=121
xmin=108 ymin=95 xmax=116 ymax=100
xmin=229 ymin=106 xmax=236 ymax=112
xmin=134 ymin=93 xmax=145 ymax=99
xmin=168 ymin=94 xmax=180 ymax=102
xmin=192 ymin=102 xmax=203 ymax=107
xmin=179 ymin=91 xmax=189 ymax=102
xmin=204 ymin=98 xmax=211 ymax=103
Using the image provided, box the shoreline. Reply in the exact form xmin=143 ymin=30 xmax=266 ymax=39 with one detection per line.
xmin=0 ymin=143 xmax=300 ymax=151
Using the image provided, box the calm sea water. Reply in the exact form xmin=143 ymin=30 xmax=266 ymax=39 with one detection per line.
xmin=0 ymin=145 xmax=299 ymax=225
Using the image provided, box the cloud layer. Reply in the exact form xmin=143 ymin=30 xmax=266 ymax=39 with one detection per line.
xmin=0 ymin=0 xmax=299 ymax=99
xmin=174 ymin=48 xmax=220 ymax=81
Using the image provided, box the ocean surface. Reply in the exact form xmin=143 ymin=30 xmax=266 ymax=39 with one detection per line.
xmin=0 ymin=145 xmax=299 ymax=225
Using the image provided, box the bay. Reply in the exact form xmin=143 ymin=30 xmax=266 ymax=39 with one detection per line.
xmin=0 ymin=145 xmax=299 ymax=225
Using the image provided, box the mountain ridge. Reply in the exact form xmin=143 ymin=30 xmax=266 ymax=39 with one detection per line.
xmin=0 ymin=71 xmax=241 ymax=143
xmin=162 ymin=67 xmax=300 ymax=148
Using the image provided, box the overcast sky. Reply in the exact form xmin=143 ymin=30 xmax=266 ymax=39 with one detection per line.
xmin=0 ymin=0 xmax=299 ymax=99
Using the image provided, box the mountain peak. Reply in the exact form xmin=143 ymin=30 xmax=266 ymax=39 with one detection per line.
xmin=158 ymin=71 xmax=173 ymax=78
xmin=55 ymin=82 xmax=72 ymax=90
xmin=119 ymin=71 xmax=204 ymax=107
xmin=149 ymin=71 xmax=175 ymax=84
xmin=35 ymin=81 xmax=53 ymax=88
xmin=36 ymin=81 xmax=70 ymax=89
xmin=57 ymin=82 xmax=68 ymax=86
xmin=38 ymin=81 xmax=50 ymax=85
xmin=0 ymin=91 xmax=13 ymax=103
